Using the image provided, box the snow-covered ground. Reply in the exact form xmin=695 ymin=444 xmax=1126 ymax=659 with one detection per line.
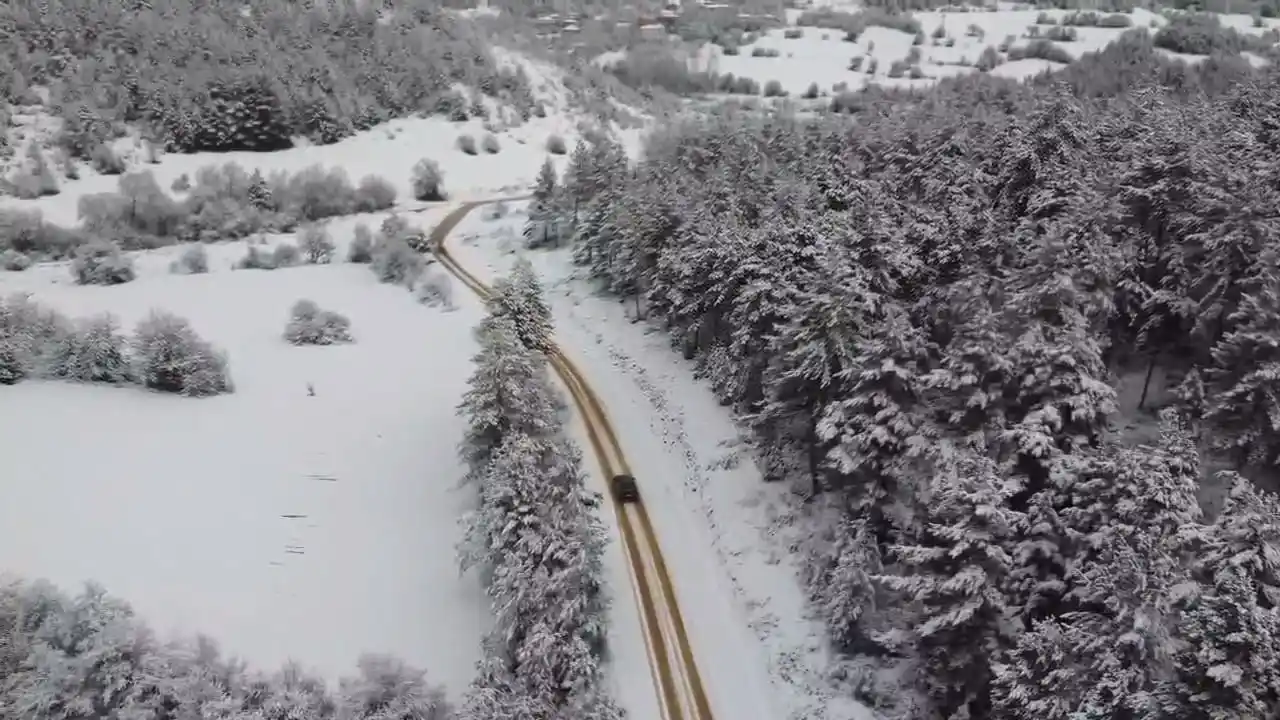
xmin=0 ymin=208 xmax=495 ymax=694
xmin=448 ymin=203 xmax=873 ymax=720
xmin=0 ymin=48 xmax=664 ymax=715
xmin=703 ymin=7 xmax=1278 ymax=95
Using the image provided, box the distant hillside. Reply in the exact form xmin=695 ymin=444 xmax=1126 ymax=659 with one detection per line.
xmin=0 ymin=0 xmax=533 ymax=159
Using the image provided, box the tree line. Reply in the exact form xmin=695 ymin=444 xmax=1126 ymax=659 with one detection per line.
xmin=531 ymin=43 xmax=1280 ymax=720
xmin=454 ymin=260 xmax=619 ymax=720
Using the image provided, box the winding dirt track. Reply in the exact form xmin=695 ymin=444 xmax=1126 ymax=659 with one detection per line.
xmin=429 ymin=200 xmax=714 ymax=720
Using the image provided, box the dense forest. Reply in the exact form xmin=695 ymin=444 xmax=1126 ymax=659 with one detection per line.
xmin=540 ymin=26 xmax=1280 ymax=720
xmin=0 ymin=0 xmax=533 ymax=156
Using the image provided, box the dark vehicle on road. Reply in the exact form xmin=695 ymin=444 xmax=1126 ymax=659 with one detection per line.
xmin=611 ymin=474 xmax=640 ymax=503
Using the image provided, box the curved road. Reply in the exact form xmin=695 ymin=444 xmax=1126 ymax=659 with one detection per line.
xmin=429 ymin=200 xmax=714 ymax=720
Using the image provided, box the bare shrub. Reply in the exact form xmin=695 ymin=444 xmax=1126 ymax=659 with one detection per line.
xmin=411 ymin=158 xmax=446 ymax=201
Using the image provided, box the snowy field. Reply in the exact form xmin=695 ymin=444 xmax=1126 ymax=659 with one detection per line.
xmin=449 ymin=203 xmax=873 ymax=720
xmin=0 ymin=209 xmax=498 ymax=694
xmin=0 ymin=46 xmax=662 ymax=712
xmin=697 ymin=7 xmax=1279 ymax=95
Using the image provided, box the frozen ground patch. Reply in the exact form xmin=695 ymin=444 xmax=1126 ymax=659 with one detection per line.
xmin=0 ymin=235 xmax=488 ymax=694
xmin=449 ymin=204 xmax=873 ymax=720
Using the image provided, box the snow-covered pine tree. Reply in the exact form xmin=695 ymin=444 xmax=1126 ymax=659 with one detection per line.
xmin=523 ymin=159 xmax=559 ymax=249
xmin=1204 ymin=248 xmax=1280 ymax=470
xmin=247 ymin=168 xmax=273 ymax=211
xmin=819 ymin=305 xmax=936 ymax=542
xmin=752 ymin=237 xmax=868 ymax=493
xmin=875 ymin=451 xmax=1022 ymax=717
xmin=990 ymin=531 xmax=1178 ymax=720
xmin=455 ymin=314 xmax=560 ymax=486
xmin=1158 ymin=564 xmax=1280 ymax=719
xmin=510 ymin=436 xmax=609 ymax=700
xmin=1189 ymin=472 xmax=1280 ymax=610
xmin=804 ymin=512 xmax=884 ymax=653
xmin=488 ymin=259 xmax=553 ymax=353
xmin=49 ymin=313 xmax=132 ymax=384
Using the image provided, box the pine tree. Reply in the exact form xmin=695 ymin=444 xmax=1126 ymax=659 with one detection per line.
xmin=1190 ymin=472 xmax=1280 ymax=610
xmin=876 ymin=451 xmax=1022 ymax=717
xmin=523 ymin=159 xmax=559 ymax=249
xmin=1204 ymin=249 xmax=1280 ymax=470
xmin=1159 ymin=564 xmax=1280 ymax=719
xmin=991 ymin=532 xmax=1177 ymax=720
xmin=488 ymin=260 xmax=553 ymax=353
xmin=247 ymin=168 xmax=273 ymax=211
xmin=804 ymin=514 xmax=884 ymax=653
xmin=819 ymin=306 xmax=936 ymax=540
xmin=455 ymin=314 xmax=560 ymax=485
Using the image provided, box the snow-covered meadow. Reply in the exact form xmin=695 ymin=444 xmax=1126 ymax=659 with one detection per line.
xmin=695 ymin=6 xmax=1280 ymax=95
xmin=449 ymin=202 xmax=874 ymax=720
xmin=0 ymin=209 xmax=499 ymax=693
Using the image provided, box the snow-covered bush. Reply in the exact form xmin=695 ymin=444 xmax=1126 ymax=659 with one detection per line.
xmin=411 ymin=158 xmax=446 ymax=201
xmin=338 ymin=654 xmax=453 ymax=720
xmin=170 ymin=172 xmax=191 ymax=192
xmin=71 ymin=240 xmax=135 ymax=285
xmin=297 ymin=223 xmax=335 ymax=264
xmin=546 ymin=134 xmax=567 ymax=155
xmin=457 ymin=134 xmax=478 ymax=155
xmin=354 ymin=174 xmax=397 ymax=213
xmin=349 ymin=223 xmax=374 ymax=263
xmin=415 ymin=268 xmax=455 ymax=310
xmin=482 ymin=133 xmax=500 ymax=154
xmin=283 ymin=299 xmax=354 ymax=345
xmin=0 ymin=577 xmax=455 ymax=720
xmin=169 ymin=243 xmax=209 ymax=274
xmin=0 ymin=294 xmax=71 ymax=384
xmin=272 ymin=242 xmax=301 ymax=268
xmin=380 ymin=214 xmax=411 ymax=241
xmin=236 ymin=244 xmax=277 ymax=270
xmin=48 ymin=313 xmax=133 ymax=384
xmin=1 ymin=249 xmax=31 ymax=271
xmin=371 ymin=236 xmax=424 ymax=286
xmin=131 ymin=310 xmax=232 ymax=397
